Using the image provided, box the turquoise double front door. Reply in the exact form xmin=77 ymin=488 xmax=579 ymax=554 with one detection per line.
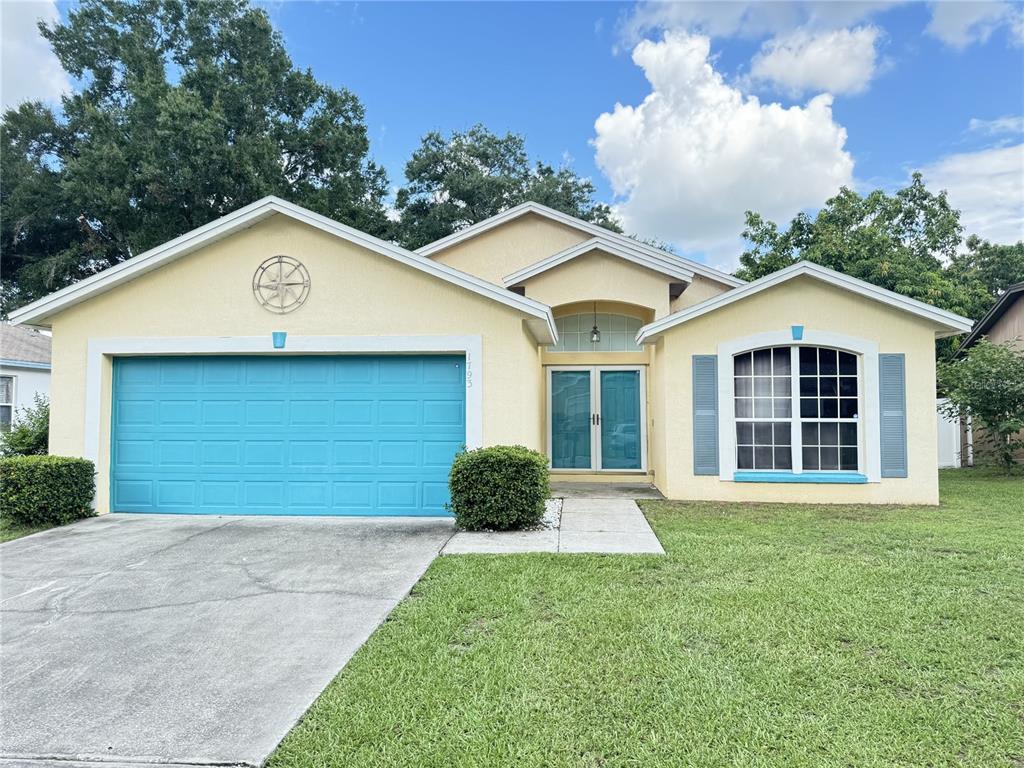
xmin=549 ymin=367 xmax=644 ymax=471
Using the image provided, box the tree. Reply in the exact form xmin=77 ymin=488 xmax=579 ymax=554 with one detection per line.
xmin=393 ymin=125 xmax=620 ymax=249
xmin=938 ymin=339 xmax=1024 ymax=469
xmin=947 ymin=236 xmax=1024 ymax=316
xmin=0 ymin=395 xmax=49 ymax=457
xmin=1 ymin=0 xmax=388 ymax=313
xmin=736 ymin=174 xmax=990 ymax=319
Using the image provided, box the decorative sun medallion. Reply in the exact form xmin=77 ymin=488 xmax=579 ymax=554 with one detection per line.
xmin=252 ymin=255 xmax=310 ymax=314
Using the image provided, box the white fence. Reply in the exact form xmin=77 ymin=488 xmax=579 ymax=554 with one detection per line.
xmin=936 ymin=398 xmax=971 ymax=468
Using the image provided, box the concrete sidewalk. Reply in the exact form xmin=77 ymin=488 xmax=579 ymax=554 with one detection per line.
xmin=443 ymin=497 xmax=664 ymax=555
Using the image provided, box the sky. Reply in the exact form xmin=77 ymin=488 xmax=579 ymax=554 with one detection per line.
xmin=2 ymin=0 xmax=1022 ymax=271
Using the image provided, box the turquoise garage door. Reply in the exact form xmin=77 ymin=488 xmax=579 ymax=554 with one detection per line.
xmin=110 ymin=355 xmax=465 ymax=516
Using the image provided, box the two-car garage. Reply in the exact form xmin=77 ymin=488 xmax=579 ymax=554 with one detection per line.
xmin=110 ymin=355 xmax=466 ymax=516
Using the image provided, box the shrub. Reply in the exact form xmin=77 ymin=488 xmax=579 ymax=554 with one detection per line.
xmin=0 ymin=394 xmax=49 ymax=457
xmin=0 ymin=455 xmax=96 ymax=526
xmin=939 ymin=338 xmax=1024 ymax=469
xmin=447 ymin=445 xmax=549 ymax=531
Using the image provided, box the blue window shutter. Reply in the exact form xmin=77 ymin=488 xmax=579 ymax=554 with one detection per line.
xmin=879 ymin=354 xmax=908 ymax=478
xmin=692 ymin=355 xmax=719 ymax=476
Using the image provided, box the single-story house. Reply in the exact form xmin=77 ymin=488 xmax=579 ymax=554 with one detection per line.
xmin=954 ymin=281 xmax=1023 ymax=465
xmin=0 ymin=323 xmax=52 ymax=432
xmin=9 ymin=197 xmax=972 ymax=514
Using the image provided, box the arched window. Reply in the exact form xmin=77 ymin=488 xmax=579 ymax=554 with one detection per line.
xmin=734 ymin=345 xmax=860 ymax=472
xmin=549 ymin=313 xmax=644 ymax=352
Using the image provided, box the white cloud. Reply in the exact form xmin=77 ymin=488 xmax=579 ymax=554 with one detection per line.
xmin=749 ymin=26 xmax=881 ymax=96
xmin=926 ymin=1 xmax=1024 ymax=48
xmin=0 ymin=0 xmax=69 ymax=111
xmin=622 ymin=1 xmax=899 ymax=44
xmin=592 ymin=32 xmax=854 ymax=259
xmin=921 ymin=144 xmax=1024 ymax=244
xmin=968 ymin=115 xmax=1024 ymax=135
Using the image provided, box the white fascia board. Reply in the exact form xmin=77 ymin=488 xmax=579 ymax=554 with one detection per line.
xmin=8 ymin=196 xmax=557 ymax=344
xmin=635 ymin=261 xmax=974 ymax=343
xmin=415 ymin=201 xmax=745 ymax=288
xmin=502 ymin=237 xmax=695 ymax=286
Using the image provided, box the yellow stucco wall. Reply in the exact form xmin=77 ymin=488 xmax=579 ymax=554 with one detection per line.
xmin=671 ymin=274 xmax=734 ymax=311
xmin=650 ymin=276 xmax=942 ymax=505
xmin=519 ymin=249 xmax=674 ymax=318
xmin=47 ymin=214 xmax=546 ymax=513
xmin=427 ymin=213 xmax=589 ymax=285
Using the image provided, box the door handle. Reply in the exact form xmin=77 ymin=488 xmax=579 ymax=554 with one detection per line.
xmin=592 ymin=413 xmax=601 ymax=426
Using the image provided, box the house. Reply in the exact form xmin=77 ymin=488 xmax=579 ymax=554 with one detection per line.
xmin=0 ymin=323 xmax=52 ymax=432
xmin=954 ymin=281 xmax=1024 ymax=464
xmin=8 ymin=197 xmax=972 ymax=514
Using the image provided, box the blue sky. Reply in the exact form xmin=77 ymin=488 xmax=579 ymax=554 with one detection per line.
xmin=3 ymin=1 xmax=1022 ymax=268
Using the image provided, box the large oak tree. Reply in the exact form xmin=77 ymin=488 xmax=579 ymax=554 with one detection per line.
xmin=392 ymin=124 xmax=620 ymax=250
xmin=1 ymin=0 xmax=388 ymax=312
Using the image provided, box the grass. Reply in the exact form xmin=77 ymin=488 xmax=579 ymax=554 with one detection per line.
xmin=0 ymin=516 xmax=63 ymax=543
xmin=270 ymin=469 xmax=1024 ymax=768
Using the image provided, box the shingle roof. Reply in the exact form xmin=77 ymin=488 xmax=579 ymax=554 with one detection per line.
xmin=0 ymin=323 xmax=52 ymax=365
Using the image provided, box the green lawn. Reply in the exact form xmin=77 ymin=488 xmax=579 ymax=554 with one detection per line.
xmin=271 ymin=470 xmax=1023 ymax=768
xmin=0 ymin=517 xmax=62 ymax=543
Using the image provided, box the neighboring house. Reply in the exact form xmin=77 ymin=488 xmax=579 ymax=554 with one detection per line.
xmin=954 ymin=282 xmax=1024 ymax=465
xmin=0 ymin=323 xmax=51 ymax=432
xmin=9 ymin=197 xmax=972 ymax=514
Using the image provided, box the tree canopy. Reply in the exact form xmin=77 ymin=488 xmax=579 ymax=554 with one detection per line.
xmin=392 ymin=124 xmax=620 ymax=250
xmin=1 ymin=0 xmax=388 ymax=312
xmin=735 ymin=174 xmax=1022 ymax=321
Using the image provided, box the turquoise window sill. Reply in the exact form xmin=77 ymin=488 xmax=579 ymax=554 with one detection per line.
xmin=733 ymin=471 xmax=868 ymax=484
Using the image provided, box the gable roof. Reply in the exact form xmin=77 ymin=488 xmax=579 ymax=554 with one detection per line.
xmin=957 ymin=281 xmax=1024 ymax=352
xmin=636 ymin=261 xmax=973 ymax=343
xmin=0 ymin=323 xmax=51 ymax=367
xmin=8 ymin=197 xmax=557 ymax=343
xmin=415 ymin=201 xmax=745 ymax=288
xmin=503 ymin=236 xmax=695 ymax=286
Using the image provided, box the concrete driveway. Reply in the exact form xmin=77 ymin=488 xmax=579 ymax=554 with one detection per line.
xmin=0 ymin=513 xmax=454 ymax=767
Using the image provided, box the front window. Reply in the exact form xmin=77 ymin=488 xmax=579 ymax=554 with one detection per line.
xmin=0 ymin=375 xmax=13 ymax=432
xmin=549 ymin=313 xmax=644 ymax=352
xmin=734 ymin=346 xmax=860 ymax=473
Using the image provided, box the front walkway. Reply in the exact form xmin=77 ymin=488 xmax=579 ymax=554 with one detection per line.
xmin=443 ymin=496 xmax=665 ymax=555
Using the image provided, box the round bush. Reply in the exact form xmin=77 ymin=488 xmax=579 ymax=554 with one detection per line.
xmin=447 ymin=445 xmax=550 ymax=531
xmin=0 ymin=455 xmax=96 ymax=526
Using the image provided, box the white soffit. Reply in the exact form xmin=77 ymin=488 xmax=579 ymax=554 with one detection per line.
xmin=503 ymin=236 xmax=695 ymax=285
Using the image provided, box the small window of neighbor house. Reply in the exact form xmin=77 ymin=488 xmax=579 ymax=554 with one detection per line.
xmin=0 ymin=375 xmax=14 ymax=432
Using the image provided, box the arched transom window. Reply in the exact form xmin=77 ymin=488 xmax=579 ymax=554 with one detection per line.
xmin=734 ymin=345 xmax=861 ymax=472
xmin=549 ymin=313 xmax=644 ymax=352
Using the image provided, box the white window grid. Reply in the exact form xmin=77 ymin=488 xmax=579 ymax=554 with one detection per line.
xmin=549 ymin=313 xmax=644 ymax=353
xmin=734 ymin=346 xmax=862 ymax=473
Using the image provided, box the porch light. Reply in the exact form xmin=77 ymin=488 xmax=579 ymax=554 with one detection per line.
xmin=590 ymin=302 xmax=601 ymax=344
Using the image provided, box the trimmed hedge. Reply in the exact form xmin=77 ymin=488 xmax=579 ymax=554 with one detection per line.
xmin=0 ymin=456 xmax=96 ymax=526
xmin=447 ymin=445 xmax=550 ymax=531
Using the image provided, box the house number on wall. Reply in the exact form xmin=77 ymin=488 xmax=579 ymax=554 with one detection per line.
xmin=252 ymin=255 xmax=311 ymax=314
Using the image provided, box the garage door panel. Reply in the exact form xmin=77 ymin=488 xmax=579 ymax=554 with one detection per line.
xmin=111 ymin=355 xmax=465 ymax=516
